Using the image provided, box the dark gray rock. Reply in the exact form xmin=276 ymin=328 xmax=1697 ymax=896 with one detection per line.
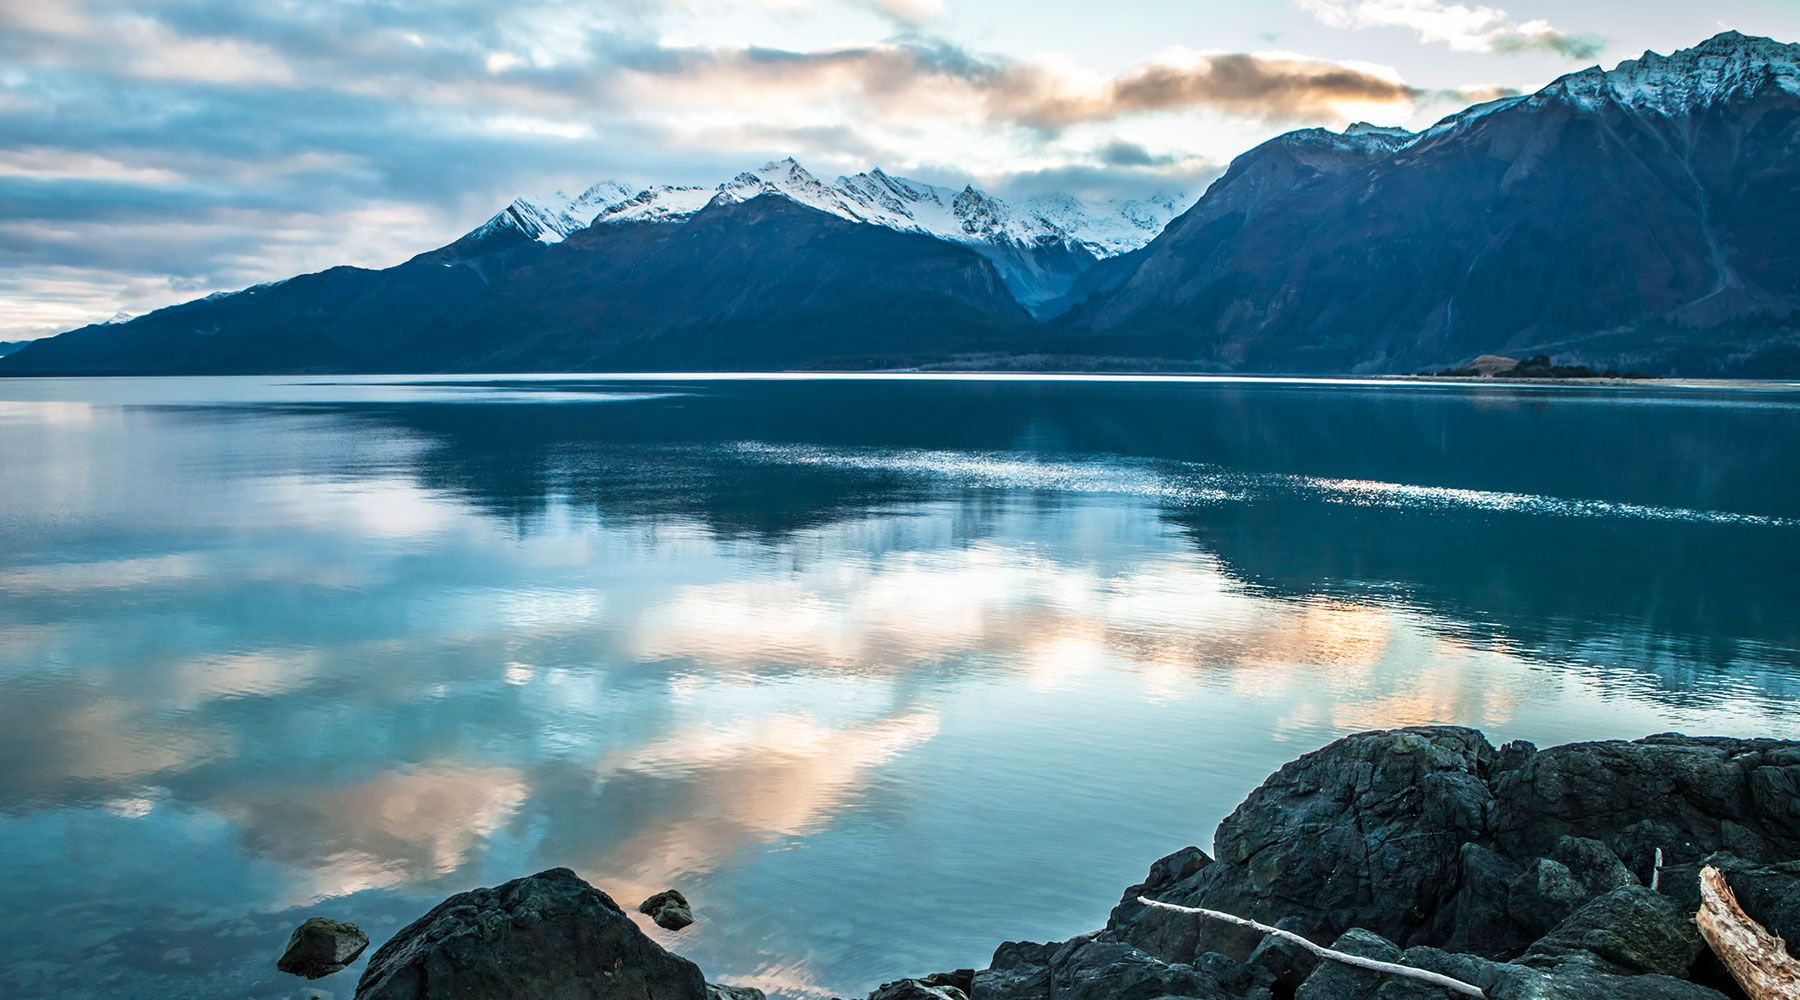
xmin=640 ymin=889 xmax=696 ymax=931
xmin=707 ymin=984 xmax=766 ymax=1000
xmin=870 ymin=978 xmax=968 ymax=1000
xmin=1245 ymin=916 xmax=1320 ymax=990
xmin=354 ymin=868 xmax=707 ymax=1000
xmin=1137 ymin=727 xmax=1495 ymax=958
xmin=277 ymin=917 xmax=370 ymax=980
xmin=918 ymin=969 xmax=976 ymax=995
xmin=1107 ymin=846 xmax=1216 ymax=965
xmin=1293 ymin=929 xmax=1402 ymax=1000
xmin=971 ymin=940 xmax=1055 ymax=1000
xmin=1658 ymin=852 xmax=1800 ymax=944
xmin=1046 ymin=938 xmax=1265 ymax=1000
xmin=1488 ymin=736 xmax=1800 ymax=873
xmin=1521 ymin=887 xmax=1701 ymax=977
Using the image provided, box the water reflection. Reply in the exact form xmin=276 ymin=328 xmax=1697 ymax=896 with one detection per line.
xmin=0 ymin=375 xmax=1796 ymax=1000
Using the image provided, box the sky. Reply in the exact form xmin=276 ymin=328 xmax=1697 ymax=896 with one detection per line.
xmin=3 ymin=0 xmax=1799 ymax=340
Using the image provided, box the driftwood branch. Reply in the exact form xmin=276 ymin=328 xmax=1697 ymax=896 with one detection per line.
xmin=1696 ymin=866 xmax=1800 ymax=1000
xmin=1136 ymin=897 xmax=1486 ymax=998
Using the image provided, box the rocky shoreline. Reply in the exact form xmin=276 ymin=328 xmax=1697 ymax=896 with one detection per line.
xmin=296 ymin=727 xmax=1800 ymax=1000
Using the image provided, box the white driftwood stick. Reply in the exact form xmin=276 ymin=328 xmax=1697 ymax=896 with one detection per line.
xmin=1136 ymin=897 xmax=1487 ymax=998
xmin=1696 ymin=866 xmax=1800 ymax=1000
xmin=1652 ymin=847 xmax=1664 ymax=892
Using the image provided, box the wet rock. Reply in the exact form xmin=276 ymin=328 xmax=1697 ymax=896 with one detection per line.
xmin=708 ymin=984 xmax=766 ymax=1000
xmin=1521 ymin=886 xmax=1701 ymax=978
xmin=354 ymin=867 xmax=707 ymax=1000
xmin=277 ymin=917 xmax=370 ymax=980
xmin=640 ymin=889 xmax=696 ymax=931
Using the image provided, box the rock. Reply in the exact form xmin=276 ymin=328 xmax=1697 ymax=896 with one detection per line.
xmin=971 ymin=940 xmax=1054 ymax=1000
xmin=1134 ymin=727 xmax=1495 ymax=959
xmin=870 ymin=978 xmax=968 ymax=1000
xmin=1488 ymin=736 xmax=1800 ymax=873
xmin=707 ymin=985 xmax=765 ymax=1000
xmin=277 ymin=917 xmax=370 ymax=980
xmin=1045 ymin=938 xmax=1265 ymax=1000
xmin=1244 ymin=916 xmax=1321 ymax=990
xmin=1659 ymin=853 xmax=1800 ymax=945
xmin=1293 ymin=929 xmax=1405 ymax=1000
xmin=918 ymin=969 xmax=976 ymax=995
xmin=640 ymin=889 xmax=696 ymax=931
xmin=1106 ymin=846 xmax=1216 ymax=965
xmin=354 ymin=868 xmax=707 ymax=1000
xmin=1521 ymin=886 xmax=1702 ymax=978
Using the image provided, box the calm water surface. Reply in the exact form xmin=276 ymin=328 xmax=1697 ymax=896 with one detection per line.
xmin=2 ymin=374 xmax=1797 ymax=1000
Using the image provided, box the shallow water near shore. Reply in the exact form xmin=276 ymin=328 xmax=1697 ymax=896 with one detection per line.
xmin=2 ymin=373 xmax=1798 ymax=1000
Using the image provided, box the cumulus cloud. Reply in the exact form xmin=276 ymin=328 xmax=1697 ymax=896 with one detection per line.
xmin=1296 ymin=0 xmax=1604 ymax=59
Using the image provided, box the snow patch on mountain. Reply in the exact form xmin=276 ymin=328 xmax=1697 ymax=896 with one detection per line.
xmin=1582 ymin=31 xmax=1800 ymax=113
xmin=474 ymin=180 xmax=636 ymax=244
xmin=584 ymin=157 xmax=1186 ymax=259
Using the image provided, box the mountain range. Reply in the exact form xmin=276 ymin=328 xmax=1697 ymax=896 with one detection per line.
xmin=5 ymin=30 xmax=1798 ymax=377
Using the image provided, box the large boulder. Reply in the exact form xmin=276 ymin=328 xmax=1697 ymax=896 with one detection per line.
xmin=354 ymin=868 xmax=708 ymax=1000
xmin=870 ymin=978 xmax=968 ymax=1000
xmin=278 ymin=917 xmax=370 ymax=979
xmin=969 ymin=934 xmax=1266 ymax=1000
xmin=1128 ymin=728 xmax=1494 ymax=959
xmin=1488 ymin=736 xmax=1800 ymax=872
xmin=1520 ymin=887 xmax=1701 ymax=978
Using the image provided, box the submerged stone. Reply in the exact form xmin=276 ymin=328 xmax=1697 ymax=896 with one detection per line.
xmin=277 ymin=917 xmax=369 ymax=980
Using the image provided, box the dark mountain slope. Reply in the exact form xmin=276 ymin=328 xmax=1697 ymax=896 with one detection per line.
xmin=403 ymin=195 xmax=1034 ymax=371
xmin=1059 ymin=33 xmax=1800 ymax=375
xmin=0 ymin=195 xmax=1032 ymax=374
xmin=0 ymin=222 xmax=558 ymax=375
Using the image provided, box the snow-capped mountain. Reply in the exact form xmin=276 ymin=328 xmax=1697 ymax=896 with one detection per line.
xmin=471 ymin=180 xmax=637 ymax=244
xmin=547 ymin=157 xmax=1186 ymax=310
xmin=1550 ymin=29 xmax=1799 ymax=114
xmin=587 ymin=158 xmax=1186 ymax=262
xmin=1067 ymin=30 xmax=1800 ymax=376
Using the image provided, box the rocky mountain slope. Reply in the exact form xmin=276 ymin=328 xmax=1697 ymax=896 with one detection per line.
xmin=1058 ymin=31 xmax=1800 ymax=376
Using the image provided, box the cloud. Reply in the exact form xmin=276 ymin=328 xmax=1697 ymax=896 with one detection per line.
xmin=617 ymin=38 xmax=1418 ymax=131
xmin=990 ymin=50 xmax=1417 ymax=127
xmin=1296 ymin=0 xmax=1604 ymax=59
xmin=851 ymin=0 xmax=946 ymax=28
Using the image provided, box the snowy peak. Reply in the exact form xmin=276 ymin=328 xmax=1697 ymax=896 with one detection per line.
xmin=1549 ymin=30 xmax=1800 ymax=114
xmin=474 ymin=181 xmax=635 ymax=244
xmin=573 ymin=158 xmax=1186 ymax=259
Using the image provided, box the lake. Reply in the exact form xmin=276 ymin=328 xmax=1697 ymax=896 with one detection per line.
xmin=1 ymin=374 xmax=1797 ymax=1000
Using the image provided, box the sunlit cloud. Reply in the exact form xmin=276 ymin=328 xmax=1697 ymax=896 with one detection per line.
xmin=1296 ymin=0 xmax=1605 ymax=59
